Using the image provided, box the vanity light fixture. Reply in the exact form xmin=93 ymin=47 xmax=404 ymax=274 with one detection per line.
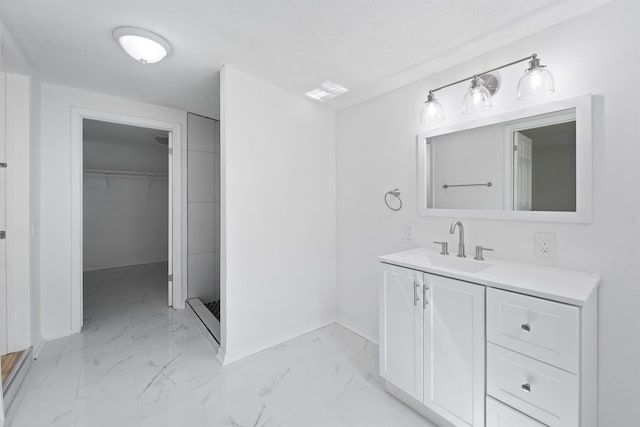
xmin=113 ymin=27 xmax=172 ymax=64
xmin=420 ymin=53 xmax=555 ymax=125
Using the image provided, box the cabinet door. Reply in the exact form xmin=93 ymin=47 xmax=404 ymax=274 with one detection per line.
xmin=424 ymin=274 xmax=485 ymax=427
xmin=380 ymin=264 xmax=424 ymax=401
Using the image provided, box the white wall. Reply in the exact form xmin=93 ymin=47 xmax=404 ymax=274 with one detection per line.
xmin=220 ymin=66 xmax=336 ymax=362
xmin=83 ymin=140 xmax=169 ymax=172
xmin=82 ymin=140 xmax=168 ymax=271
xmin=40 ymin=83 xmax=187 ymax=339
xmin=186 ymin=113 xmax=220 ymax=303
xmin=336 ymin=1 xmax=640 ymax=425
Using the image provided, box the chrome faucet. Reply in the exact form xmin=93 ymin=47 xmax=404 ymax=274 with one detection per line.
xmin=449 ymin=220 xmax=466 ymax=258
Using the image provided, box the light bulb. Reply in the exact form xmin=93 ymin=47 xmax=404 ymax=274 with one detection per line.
xmin=462 ymin=77 xmax=492 ymax=114
xmin=517 ymin=55 xmax=555 ymax=100
xmin=420 ymin=92 xmax=445 ymax=125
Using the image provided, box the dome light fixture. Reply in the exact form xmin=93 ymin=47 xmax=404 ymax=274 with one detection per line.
xmin=113 ymin=27 xmax=172 ymax=64
xmin=420 ymin=53 xmax=555 ymax=126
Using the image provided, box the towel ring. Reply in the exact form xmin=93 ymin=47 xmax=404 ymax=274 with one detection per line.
xmin=384 ymin=189 xmax=403 ymax=211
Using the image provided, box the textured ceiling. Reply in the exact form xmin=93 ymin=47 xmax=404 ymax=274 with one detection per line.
xmin=83 ymin=119 xmax=168 ymax=151
xmin=0 ymin=0 xmax=611 ymax=117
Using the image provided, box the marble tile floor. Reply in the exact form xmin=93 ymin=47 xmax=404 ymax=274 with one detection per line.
xmin=6 ymin=263 xmax=433 ymax=427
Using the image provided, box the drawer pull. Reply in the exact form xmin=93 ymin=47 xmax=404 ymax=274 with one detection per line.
xmin=521 ymin=383 xmax=532 ymax=392
xmin=521 ymin=323 xmax=531 ymax=332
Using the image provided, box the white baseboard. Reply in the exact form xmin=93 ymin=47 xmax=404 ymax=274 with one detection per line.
xmin=40 ymin=330 xmax=76 ymax=342
xmin=216 ymin=347 xmax=226 ymax=366
xmin=335 ymin=316 xmax=378 ymax=345
xmin=219 ymin=315 xmax=338 ymax=366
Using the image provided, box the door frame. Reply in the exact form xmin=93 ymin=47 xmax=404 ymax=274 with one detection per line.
xmin=70 ymin=107 xmax=185 ymax=333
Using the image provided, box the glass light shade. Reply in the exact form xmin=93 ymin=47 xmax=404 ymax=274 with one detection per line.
xmin=462 ymin=79 xmax=492 ymax=114
xmin=113 ymin=27 xmax=171 ymax=64
xmin=517 ymin=66 xmax=555 ymax=99
xmin=420 ymin=96 xmax=445 ymax=125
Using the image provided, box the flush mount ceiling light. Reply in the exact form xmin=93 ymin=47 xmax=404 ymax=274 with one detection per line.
xmin=306 ymin=81 xmax=349 ymax=102
xmin=113 ymin=27 xmax=172 ymax=64
xmin=420 ymin=53 xmax=555 ymax=125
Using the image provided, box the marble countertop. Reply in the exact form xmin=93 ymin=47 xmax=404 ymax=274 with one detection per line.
xmin=379 ymin=248 xmax=600 ymax=306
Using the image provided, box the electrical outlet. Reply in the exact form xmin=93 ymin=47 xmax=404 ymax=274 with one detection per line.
xmin=535 ymin=232 xmax=556 ymax=258
xmin=404 ymin=224 xmax=416 ymax=240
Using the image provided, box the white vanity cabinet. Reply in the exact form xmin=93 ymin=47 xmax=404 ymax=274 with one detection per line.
xmin=380 ymin=248 xmax=599 ymax=427
xmin=380 ymin=265 xmax=424 ymax=402
xmin=380 ymin=264 xmax=485 ymax=427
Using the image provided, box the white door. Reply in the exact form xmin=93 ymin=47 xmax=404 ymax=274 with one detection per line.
xmin=380 ymin=264 xmax=424 ymax=401
xmin=167 ymin=131 xmax=173 ymax=306
xmin=0 ymin=67 xmax=6 ymax=423
xmin=514 ymin=132 xmax=533 ymax=211
xmin=0 ymin=69 xmax=6 ymax=356
xmin=423 ymin=274 xmax=485 ymax=427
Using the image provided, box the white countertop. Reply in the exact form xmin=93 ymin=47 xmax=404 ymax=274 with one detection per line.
xmin=379 ymin=248 xmax=600 ymax=306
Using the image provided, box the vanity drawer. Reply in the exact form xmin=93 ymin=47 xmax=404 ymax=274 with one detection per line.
xmin=487 ymin=288 xmax=579 ymax=373
xmin=486 ymin=397 xmax=546 ymax=427
xmin=487 ymin=343 xmax=579 ymax=427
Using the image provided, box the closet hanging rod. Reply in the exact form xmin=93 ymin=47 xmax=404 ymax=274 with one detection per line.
xmin=84 ymin=169 xmax=168 ymax=178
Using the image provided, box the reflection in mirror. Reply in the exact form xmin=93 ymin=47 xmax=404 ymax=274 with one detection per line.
xmin=513 ymin=121 xmax=576 ymax=212
xmin=428 ymin=125 xmax=505 ymax=210
xmin=424 ymin=109 xmax=577 ymax=212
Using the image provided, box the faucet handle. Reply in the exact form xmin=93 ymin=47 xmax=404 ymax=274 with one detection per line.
xmin=433 ymin=241 xmax=449 ymax=256
xmin=474 ymin=245 xmax=494 ymax=261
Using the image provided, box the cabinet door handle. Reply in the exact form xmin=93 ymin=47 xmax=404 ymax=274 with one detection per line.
xmin=423 ymin=285 xmax=429 ymax=308
xmin=521 ymin=383 xmax=531 ymax=392
xmin=521 ymin=323 xmax=531 ymax=332
xmin=414 ymin=282 xmax=420 ymax=306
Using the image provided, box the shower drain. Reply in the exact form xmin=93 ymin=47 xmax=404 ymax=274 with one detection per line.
xmin=204 ymin=300 xmax=220 ymax=321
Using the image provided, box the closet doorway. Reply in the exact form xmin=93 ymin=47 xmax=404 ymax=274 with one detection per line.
xmin=70 ymin=109 xmax=184 ymax=333
xmin=82 ymin=119 xmax=172 ymax=325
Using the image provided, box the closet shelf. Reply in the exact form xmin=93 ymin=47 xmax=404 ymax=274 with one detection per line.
xmin=84 ymin=169 xmax=168 ymax=178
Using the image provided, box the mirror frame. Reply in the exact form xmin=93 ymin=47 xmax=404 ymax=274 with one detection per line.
xmin=417 ymin=94 xmax=592 ymax=223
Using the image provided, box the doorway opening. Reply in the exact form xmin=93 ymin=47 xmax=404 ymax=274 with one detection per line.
xmin=70 ymin=108 xmax=184 ymax=334
xmin=82 ymin=119 xmax=173 ymax=326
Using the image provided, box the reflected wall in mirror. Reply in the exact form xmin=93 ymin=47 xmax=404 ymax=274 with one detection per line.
xmin=427 ymin=123 xmax=506 ymax=210
xmin=512 ymin=120 xmax=576 ymax=212
xmin=417 ymin=95 xmax=592 ymax=223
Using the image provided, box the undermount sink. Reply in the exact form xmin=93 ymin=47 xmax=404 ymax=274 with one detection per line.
xmin=425 ymin=253 xmax=493 ymax=273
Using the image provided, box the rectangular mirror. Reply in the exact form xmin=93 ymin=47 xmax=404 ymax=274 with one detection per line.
xmin=418 ymin=95 xmax=592 ymax=222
